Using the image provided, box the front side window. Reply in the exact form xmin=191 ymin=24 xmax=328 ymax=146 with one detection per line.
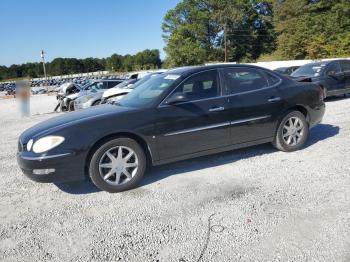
xmin=326 ymin=62 xmax=341 ymax=75
xmin=340 ymin=60 xmax=350 ymax=73
xmin=222 ymin=68 xmax=268 ymax=94
xmin=173 ymin=70 xmax=219 ymax=101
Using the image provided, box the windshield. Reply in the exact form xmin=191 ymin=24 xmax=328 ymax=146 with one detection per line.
xmin=118 ymin=74 xmax=180 ymax=108
xmin=113 ymin=79 xmax=137 ymax=89
xmin=130 ymin=73 xmax=161 ymax=89
xmin=291 ymin=63 xmax=327 ymax=77
xmin=84 ymin=82 xmax=105 ymax=91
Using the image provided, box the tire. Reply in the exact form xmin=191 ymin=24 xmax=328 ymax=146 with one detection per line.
xmin=89 ymin=138 xmax=146 ymax=193
xmin=272 ymin=111 xmax=309 ymax=152
xmin=68 ymin=100 xmax=74 ymax=111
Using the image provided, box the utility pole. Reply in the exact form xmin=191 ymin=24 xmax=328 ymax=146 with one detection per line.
xmin=41 ymin=50 xmax=48 ymax=89
xmin=224 ymin=23 xmax=227 ymax=63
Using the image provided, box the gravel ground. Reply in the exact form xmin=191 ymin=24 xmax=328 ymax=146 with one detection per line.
xmin=0 ymin=95 xmax=349 ymax=262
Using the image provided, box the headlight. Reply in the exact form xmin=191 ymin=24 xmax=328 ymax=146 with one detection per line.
xmin=26 ymin=139 xmax=34 ymax=151
xmin=32 ymin=136 xmax=65 ymax=153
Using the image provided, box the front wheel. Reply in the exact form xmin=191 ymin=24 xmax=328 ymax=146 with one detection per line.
xmin=68 ymin=100 xmax=74 ymax=111
xmin=272 ymin=111 xmax=309 ymax=152
xmin=89 ymin=138 xmax=146 ymax=193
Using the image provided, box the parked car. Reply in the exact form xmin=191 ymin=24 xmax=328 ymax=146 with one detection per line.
xmin=61 ymin=80 xmax=123 ymax=111
xmin=17 ymin=64 xmax=325 ymax=193
xmin=31 ymin=86 xmax=47 ymax=95
xmin=77 ymin=79 xmax=139 ymax=109
xmin=73 ymin=80 xmax=123 ymax=110
xmin=100 ymin=74 xmax=163 ymax=104
xmin=291 ymin=60 xmax=350 ymax=97
xmin=55 ymin=83 xmax=84 ymax=112
xmin=274 ymin=66 xmax=300 ymax=75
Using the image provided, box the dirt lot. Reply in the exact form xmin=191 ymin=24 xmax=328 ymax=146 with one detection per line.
xmin=0 ymin=95 xmax=349 ymax=262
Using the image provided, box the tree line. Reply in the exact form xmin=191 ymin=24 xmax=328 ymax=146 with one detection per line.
xmin=162 ymin=0 xmax=350 ymax=67
xmin=0 ymin=49 xmax=161 ymax=81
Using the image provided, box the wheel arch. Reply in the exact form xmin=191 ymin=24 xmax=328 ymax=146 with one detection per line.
xmin=282 ymin=105 xmax=310 ymax=123
xmin=84 ymin=132 xmax=153 ymax=178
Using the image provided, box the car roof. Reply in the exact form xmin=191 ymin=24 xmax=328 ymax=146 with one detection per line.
xmin=91 ymin=79 xmax=123 ymax=83
xmin=166 ymin=64 xmax=274 ymax=77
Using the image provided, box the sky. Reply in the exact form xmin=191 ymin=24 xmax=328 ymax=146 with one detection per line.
xmin=0 ymin=0 xmax=180 ymax=66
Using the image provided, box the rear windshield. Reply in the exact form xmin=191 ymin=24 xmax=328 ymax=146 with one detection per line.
xmin=291 ymin=63 xmax=327 ymax=78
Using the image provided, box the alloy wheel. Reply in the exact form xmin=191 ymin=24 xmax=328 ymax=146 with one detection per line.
xmin=282 ymin=116 xmax=305 ymax=146
xmin=98 ymin=146 xmax=138 ymax=185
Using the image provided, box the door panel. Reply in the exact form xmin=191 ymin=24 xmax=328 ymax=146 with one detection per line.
xmin=220 ymin=68 xmax=284 ymax=144
xmin=340 ymin=60 xmax=350 ymax=91
xmin=155 ymin=98 xmax=231 ymax=159
xmin=155 ymin=69 xmax=231 ymax=160
xmin=228 ymin=88 xmax=283 ymax=144
xmin=325 ymin=61 xmax=346 ymax=95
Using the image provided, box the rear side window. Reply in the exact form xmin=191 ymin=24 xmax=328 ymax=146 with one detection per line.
xmin=340 ymin=60 xmax=350 ymax=72
xmin=264 ymin=72 xmax=281 ymax=86
xmin=222 ymin=68 xmax=268 ymax=95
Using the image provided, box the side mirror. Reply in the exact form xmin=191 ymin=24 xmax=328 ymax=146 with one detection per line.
xmin=166 ymin=92 xmax=189 ymax=105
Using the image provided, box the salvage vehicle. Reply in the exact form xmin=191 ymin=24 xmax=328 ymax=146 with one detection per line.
xmin=75 ymin=79 xmax=138 ymax=110
xmin=291 ymin=60 xmax=350 ymax=98
xmin=101 ymin=72 xmax=166 ymax=104
xmin=55 ymin=82 xmax=83 ymax=112
xmin=59 ymin=80 xmax=123 ymax=111
xmin=17 ymin=64 xmax=325 ymax=193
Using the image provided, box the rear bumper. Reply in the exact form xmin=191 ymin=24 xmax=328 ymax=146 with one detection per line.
xmin=17 ymin=151 xmax=86 ymax=183
xmin=309 ymin=102 xmax=326 ymax=128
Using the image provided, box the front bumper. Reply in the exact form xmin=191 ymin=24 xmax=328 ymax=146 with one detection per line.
xmin=17 ymin=151 xmax=86 ymax=183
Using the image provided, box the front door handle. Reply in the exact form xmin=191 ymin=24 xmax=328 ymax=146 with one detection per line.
xmin=268 ymin=97 xmax=281 ymax=102
xmin=209 ymin=106 xmax=225 ymax=112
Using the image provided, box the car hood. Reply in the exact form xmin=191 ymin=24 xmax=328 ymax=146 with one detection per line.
xmin=20 ymin=104 xmax=134 ymax=142
xmin=103 ymin=88 xmax=133 ymax=98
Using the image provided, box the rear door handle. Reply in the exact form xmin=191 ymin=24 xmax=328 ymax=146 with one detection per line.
xmin=268 ymin=97 xmax=281 ymax=102
xmin=209 ymin=106 xmax=225 ymax=112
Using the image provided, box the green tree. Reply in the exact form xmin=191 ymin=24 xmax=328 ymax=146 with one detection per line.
xmin=271 ymin=0 xmax=350 ymax=59
xmin=162 ymin=0 xmax=276 ymax=66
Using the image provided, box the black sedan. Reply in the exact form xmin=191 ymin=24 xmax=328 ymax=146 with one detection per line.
xmin=17 ymin=64 xmax=325 ymax=192
xmin=291 ymin=60 xmax=350 ymax=97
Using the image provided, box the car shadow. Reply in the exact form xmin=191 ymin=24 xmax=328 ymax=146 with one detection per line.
xmin=54 ymin=123 xmax=339 ymax=195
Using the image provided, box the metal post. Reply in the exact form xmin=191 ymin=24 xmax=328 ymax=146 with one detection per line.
xmin=224 ymin=23 xmax=228 ymax=63
xmin=41 ymin=50 xmax=48 ymax=91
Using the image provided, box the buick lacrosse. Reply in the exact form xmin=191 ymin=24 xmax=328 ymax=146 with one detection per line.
xmin=17 ymin=65 xmax=325 ymax=192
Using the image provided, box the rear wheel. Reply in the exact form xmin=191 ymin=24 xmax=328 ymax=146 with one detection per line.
xmin=89 ymin=138 xmax=146 ymax=193
xmin=273 ymin=111 xmax=309 ymax=152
